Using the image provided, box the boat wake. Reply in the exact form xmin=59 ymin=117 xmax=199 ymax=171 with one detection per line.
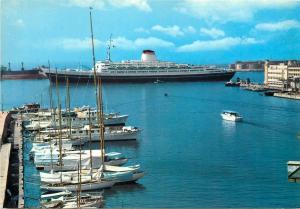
xmin=242 ymin=120 xmax=296 ymax=136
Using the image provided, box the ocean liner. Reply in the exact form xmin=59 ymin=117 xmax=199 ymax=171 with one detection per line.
xmin=43 ymin=50 xmax=234 ymax=83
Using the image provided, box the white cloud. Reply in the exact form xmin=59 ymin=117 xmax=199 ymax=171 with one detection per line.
xmin=183 ymin=26 xmax=196 ymax=34
xmin=58 ymin=37 xmax=103 ymax=50
xmin=66 ymin=0 xmax=151 ymax=11
xmin=134 ymin=37 xmax=175 ymax=48
xmin=177 ymin=37 xmax=262 ymax=52
xmin=138 ymin=25 xmax=196 ymax=36
xmin=15 ymin=19 xmax=25 ymax=27
xmin=152 ymin=25 xmax=184 ymax=37
xmin=134 ymin=27 xmax=150 ymax=33
xmin=255 ymin=19 xmax=300 ymax=31
xmin=114 ymin=36 xmax=175 ymax=49
xmin=200 ymin=27 xmax=225 ymax=39
xmin=112 ymin=37 xmax=135 ymax=49
xmin=109 ymin=0 xmax=151 ymax=11
xmin=66 ymin=0 xmax=105 ymax=9
xmin=175 ymin=0 xmax=299 ymax=23
xmin=55 ymin=36 xmax=174 ymax=50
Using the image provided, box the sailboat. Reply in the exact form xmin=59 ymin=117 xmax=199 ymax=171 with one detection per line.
xmin=40 ymin=8 xmax=116 ymax=193
xmin=39 ymin=164 xmax=143 ymax=185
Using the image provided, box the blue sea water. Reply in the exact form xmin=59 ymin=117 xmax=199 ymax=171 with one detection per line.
xmin=2 ymin=72 xmax=300 ymax=207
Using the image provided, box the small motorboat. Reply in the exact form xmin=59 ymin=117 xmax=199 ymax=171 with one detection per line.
xmin=225 ymin=80 xmax=240 ymax=87
xmin=221 ymin=111 xmax=243 ymax=122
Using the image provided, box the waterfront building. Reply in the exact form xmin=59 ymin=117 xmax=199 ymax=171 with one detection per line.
xmin=264 ymin=60 xmax=300 ymax=90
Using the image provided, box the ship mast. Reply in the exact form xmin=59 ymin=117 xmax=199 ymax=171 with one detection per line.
xmin=106 ymin=34 xmax=114 ymax=62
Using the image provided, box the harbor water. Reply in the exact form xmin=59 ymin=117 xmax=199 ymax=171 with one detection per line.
xmin=2 ymin=72 xmax=300 ymax=207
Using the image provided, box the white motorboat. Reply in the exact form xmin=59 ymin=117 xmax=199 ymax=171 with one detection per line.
xmin=41 ymin=191 xmax=103 ymax=208
xmin=76 ymin=107 xmax=128 ymax=126
xmin=61 ymin=194 xmax=103 ymax=209
xmin=221 ymin=111 xmax=243 ymax=122
xmin=23 ymin=108 xmax=128 ymax=131
xmin=35 ymin=151 xmax=128 ymax=171
xmin=35 ymin=125 xmax=140 ymax=141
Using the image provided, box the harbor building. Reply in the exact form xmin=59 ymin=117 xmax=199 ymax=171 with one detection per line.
xmin=264 ymin=60 xmax=300 ymax=91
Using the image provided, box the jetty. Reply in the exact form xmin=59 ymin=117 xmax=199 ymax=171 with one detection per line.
xmin=0 ymin=112 xmax=11 ymax=208
xmin=0 ymin=112 xmax=24 ymax=208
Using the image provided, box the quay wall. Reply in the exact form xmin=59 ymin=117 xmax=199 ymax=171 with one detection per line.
xmin=274 ymin=92 xmax=300 ymax=100
xmin=0 ymin=114 xmax=24 ymax=208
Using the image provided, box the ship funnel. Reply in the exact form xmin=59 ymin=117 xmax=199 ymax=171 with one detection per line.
xmin=141 ymin=50 xmax=157 ymax=62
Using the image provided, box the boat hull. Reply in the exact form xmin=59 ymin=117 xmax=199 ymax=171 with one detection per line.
xmin=39 ymin=158 xmax=128 ymax=171
xmin=41 ymin=180 xmax=115 ymax=192
xmin=45 ymin=71 xmax=235 ymax=83
xmin=221 ymin=113 xmax=243 ymax=122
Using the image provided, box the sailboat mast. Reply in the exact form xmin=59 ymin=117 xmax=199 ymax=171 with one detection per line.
xmin=76 ymin=164 xmax=80 ymax=208
xmin=47 ymin=63 xmax=54 ymax=170
xmin=48 ymin=61 xmax=53 ymax=110
xmin=98 ymin=79 xmax=105 ymax=166
xmin=55 ymin=68 xmax=63 ymax=184
xmin=66 ymin=78 xmax=71 ymax=137
xmin=89 ymin=7 xmax=99 ymax=107
xmin=88 ymin=108 xmax=93 ymax=175
xmin=79 ymin=137 xmax=82 ymax=207
xmin=89 ymin=7 xmax=104 ymax=168
xmin=58 ymin=104 xmax=63 ymax=184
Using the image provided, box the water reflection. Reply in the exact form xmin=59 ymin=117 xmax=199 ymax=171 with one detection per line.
xmin=222 ymin=120 xmax=236 ymax=137
xmin=105 ymin=140 xmax=139 ymax=149
xmin=104 ymin=183 xmax=146 ymax=197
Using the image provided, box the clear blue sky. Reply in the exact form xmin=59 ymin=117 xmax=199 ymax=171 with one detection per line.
xmin=1 ymin=0 xmax=300 ymax=69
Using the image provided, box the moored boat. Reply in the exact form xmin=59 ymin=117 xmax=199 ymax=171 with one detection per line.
xmin=225 ymin=80 xmax=241 ymax=87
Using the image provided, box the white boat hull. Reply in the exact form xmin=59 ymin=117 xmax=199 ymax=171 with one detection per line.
xmin=39 ymin=158 xmax=128 ymax=171
xmin=221 ymin=113 xmax=243 ymax=122
xmin=41 ymin=180 xmax=115 ymax=192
